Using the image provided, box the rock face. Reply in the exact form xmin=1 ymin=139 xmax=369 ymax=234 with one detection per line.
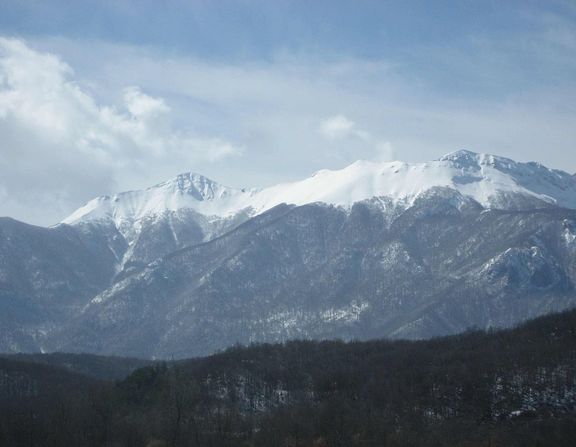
xmin=2 ymin=151 xmax=576 ymax=358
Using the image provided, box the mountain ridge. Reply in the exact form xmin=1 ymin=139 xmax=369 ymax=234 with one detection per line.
xmin=2 ymin=150 xmax=576 ymax=358
xmin=62 ymin=150 xmax=576 ymax=229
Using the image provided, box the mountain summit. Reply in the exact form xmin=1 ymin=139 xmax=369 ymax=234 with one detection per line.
xmin=62 ymin=172 xmax=249 ymax=226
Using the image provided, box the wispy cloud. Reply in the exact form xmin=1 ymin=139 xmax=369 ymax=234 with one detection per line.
xmin=319 ymin=115 xmax=394 ymax=161
xmin=319 ymin=115 xmax=368 ymax=141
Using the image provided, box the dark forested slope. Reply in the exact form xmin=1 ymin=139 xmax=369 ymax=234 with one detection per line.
xmin=1 ymin=309 xmax=576 ymax=446
xmin=0 ymin=352 xmax=151 ymax=380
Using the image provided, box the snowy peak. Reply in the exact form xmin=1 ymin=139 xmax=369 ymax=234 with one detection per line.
xmin=437 ymin=150 xmax=576 ymax=208
xmin=155 ymin=172 xmax=241 ymax=202
xmin=246 ymin=151 xmax=576 ymax=212
xmin=62 ymin=151 xmax=576 ymax=228
xmin=439 ymin=150 xmax=531 ymax=173
xmin=438 ymin=150 xmax=562 ymax=180
xmin=62 ymin=172 xmax=251 ymax=226
xmin=438 ymin=149 xmax=486 ymax=167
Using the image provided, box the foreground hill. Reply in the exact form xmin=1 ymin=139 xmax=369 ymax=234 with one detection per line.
xmin=1 ymin=309 xmax=576 ymax=446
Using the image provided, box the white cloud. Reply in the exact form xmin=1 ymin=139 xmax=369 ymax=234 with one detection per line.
xmin=123 ymin=86 xmax=169 ymax=119
xmin=319 ymin=115 xmax=357 ymax=140
xmin=319 ymin=114 xmax=394 ymax=161
xmin=319 ymin=114 xmax=373 ymax=142
xmin=0 ymin=37 xmax=242 ymax=224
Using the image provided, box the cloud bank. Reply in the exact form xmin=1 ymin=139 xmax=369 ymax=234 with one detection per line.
xmin=0 ymin=37 xmax=241 ymax=224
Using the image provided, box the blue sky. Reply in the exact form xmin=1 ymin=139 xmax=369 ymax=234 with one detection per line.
xmin=0 ymin=0 xmax=575 ymax=224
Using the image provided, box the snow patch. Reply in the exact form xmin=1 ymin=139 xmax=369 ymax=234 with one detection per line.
xmin=320 ymin=301 xmax=369 ymax=323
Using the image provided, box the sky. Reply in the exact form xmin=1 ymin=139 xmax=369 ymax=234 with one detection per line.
xmin=0 ymin=0 xmax=575 ymax=225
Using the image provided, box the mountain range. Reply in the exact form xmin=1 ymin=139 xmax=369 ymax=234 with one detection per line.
xmin=1 ymin=150 xmax=576 ymax=358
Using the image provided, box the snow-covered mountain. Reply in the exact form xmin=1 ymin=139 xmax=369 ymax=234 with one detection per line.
xmin=63 ymin=150 xmax=576 ymax=229
xmin=63 ymin=172 xmax=250 ymax=227
xmin=2 ymin=150 xmax=576 ymax=357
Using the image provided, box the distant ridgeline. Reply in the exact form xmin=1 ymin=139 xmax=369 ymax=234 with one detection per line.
xmin=1 ymin=309 xmax=576 ymax=446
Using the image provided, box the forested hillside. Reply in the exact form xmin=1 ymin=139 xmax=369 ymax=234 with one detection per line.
xmin=0 ymin=352 xmax=151 ymax=380
xmin=1 ymin=309 xmax=576 ymax=446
